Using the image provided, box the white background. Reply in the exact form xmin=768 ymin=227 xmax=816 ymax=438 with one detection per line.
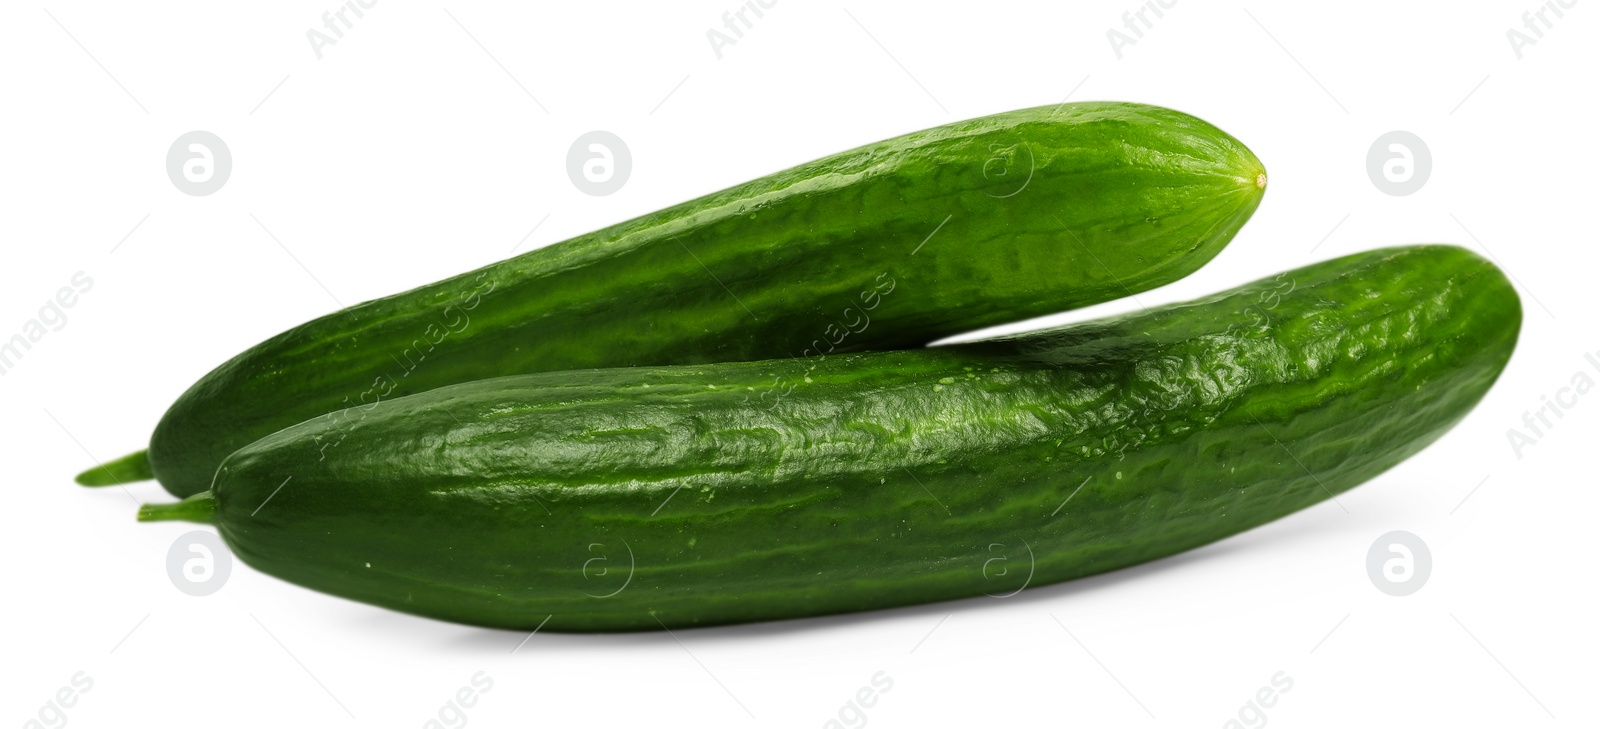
xmin=2 ymin=2 xmax=1592 ymax=727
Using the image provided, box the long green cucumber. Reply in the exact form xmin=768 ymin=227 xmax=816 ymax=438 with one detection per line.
xmin=87 ymin=101 xmax=1266 ymax=495
xmin=139 ymin=246 xmax=1518 ymax=631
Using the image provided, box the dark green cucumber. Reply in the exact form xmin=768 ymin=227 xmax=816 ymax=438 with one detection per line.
xmin=94 ymin=101 xmax=1266 ymax=496
xmin=139 ymin=245 xmax=1518 ymax=631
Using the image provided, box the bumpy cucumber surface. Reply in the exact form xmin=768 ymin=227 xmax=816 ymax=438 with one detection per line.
xmin=113 ymin=102 xmax=1265 ymax=496
xmin=142 ymin=246 xmax=1518 ymax=631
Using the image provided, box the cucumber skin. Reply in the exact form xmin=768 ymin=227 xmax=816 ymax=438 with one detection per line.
xmin=206 ymin=245 xmax=1518 ymax=632
xmin=147 ymin=102 xmax=1265 ymax=497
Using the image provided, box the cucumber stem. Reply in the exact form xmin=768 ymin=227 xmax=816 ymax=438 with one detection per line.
xmin=137 ymin=492 xmax=218 ymax=524
xmin=75 ymin=449 xmax=154 ymax=487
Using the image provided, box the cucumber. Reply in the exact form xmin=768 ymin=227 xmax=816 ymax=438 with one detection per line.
xmin=87 ymin=101 xmax=1267 ymax=496
xmin=140 ymin=245 xmax=1519 ymax=631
